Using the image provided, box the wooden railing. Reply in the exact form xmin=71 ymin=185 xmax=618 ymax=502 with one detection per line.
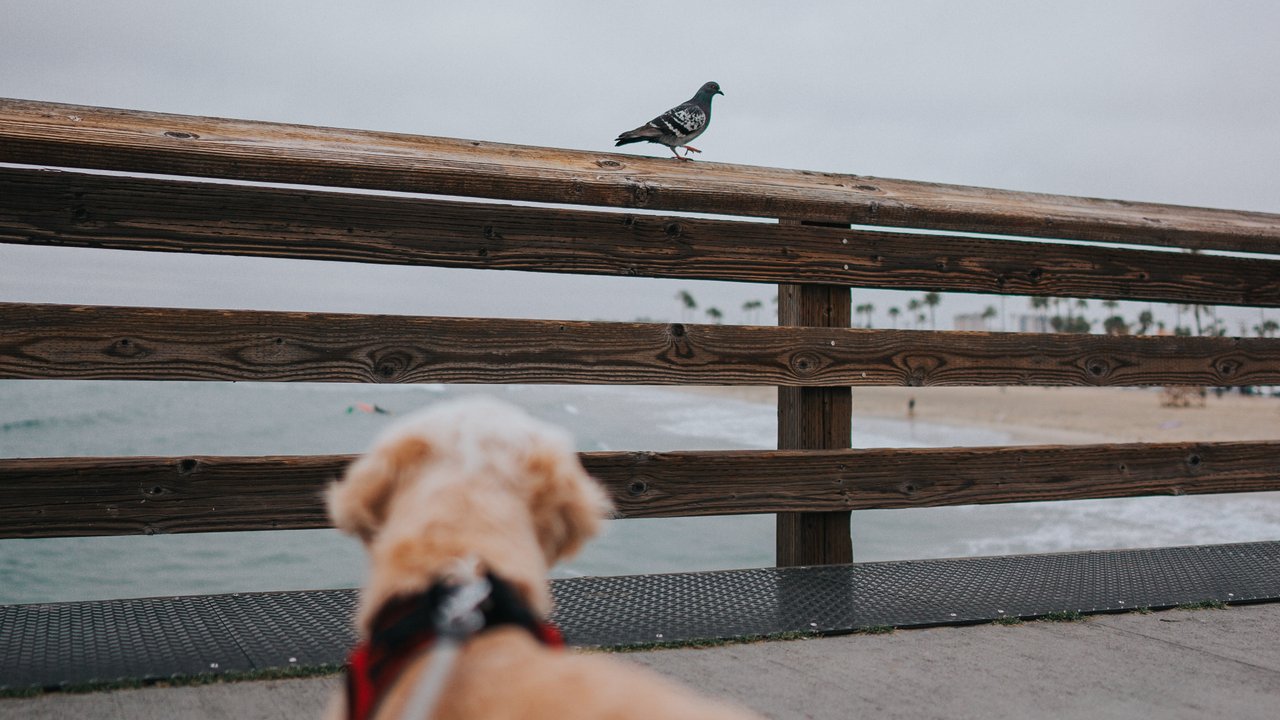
xmin=2 ymin=98 xmax=1279 ymax=567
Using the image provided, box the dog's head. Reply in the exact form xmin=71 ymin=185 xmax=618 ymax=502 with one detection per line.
xmin=328 ymin=396 xmax=612 ymax=568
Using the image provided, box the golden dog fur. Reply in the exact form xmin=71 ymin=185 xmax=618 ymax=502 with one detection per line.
xmin=326 ymin=397 xmax=761 ymax=720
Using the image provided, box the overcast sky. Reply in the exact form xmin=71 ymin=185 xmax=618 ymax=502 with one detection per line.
xmin=2 ymin=1 xmax=1277 ymax=330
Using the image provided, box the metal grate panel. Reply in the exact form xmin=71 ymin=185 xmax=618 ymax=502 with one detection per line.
xmin=3 ymin=541 xmax=1278 ymax=691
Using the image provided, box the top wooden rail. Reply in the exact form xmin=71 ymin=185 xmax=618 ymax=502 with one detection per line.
xmin=2 ymin=97 xmax=1279 ymax=254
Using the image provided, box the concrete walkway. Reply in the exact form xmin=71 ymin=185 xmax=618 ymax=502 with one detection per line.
xmin=5 ymin=603 xmax=1278 ymax=720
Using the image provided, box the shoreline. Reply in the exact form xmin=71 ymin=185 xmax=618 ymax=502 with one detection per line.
xmin=675 ymin=386 xmax=1280 ymax=446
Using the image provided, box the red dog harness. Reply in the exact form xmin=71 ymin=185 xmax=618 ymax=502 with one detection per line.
xmin=345 ymin=572 xmax=564 ymax=720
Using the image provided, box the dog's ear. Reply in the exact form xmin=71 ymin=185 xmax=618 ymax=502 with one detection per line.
xmin=328 ymin=435 xmax=433 ymax=545
xmin=524 ymin=446 xmax=613 ymax=563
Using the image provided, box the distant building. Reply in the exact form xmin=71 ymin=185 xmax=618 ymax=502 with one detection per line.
xmin=952 ymin=313 xmax=989 ymax=331
xmin=953 ymin=312 xmax=1053 ymax=333
xmin=1015 ymin=313 xmax=1052 ymax=333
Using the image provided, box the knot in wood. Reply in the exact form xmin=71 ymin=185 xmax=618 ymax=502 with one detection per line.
xmin=107 ymin=337 xmax=145 ymax=358
xmin=1216 ymin=358 xmax=1240 ymax=377
xmin=372 ymin=351 xmax=413 ymax=381
xmin=178 ymin=458 xmax=199 ymax=475
xmin=627 ymin=480 xmax=648 ymax=496
xmin=630 ymin=181 xmax=653 ymax=206
xmin=901 ymin=354 xmax=941 ymax=386
xmin=664 ymin=323 xmax=696 ymax=359
xmin=789 ymin=351 xmax=822 ymax=377
xmin=595 ymin=159 xmax=624 ymax=169
xmin=1084 ymin=357 xmax=1111 ymax=380
xmin=163 ymin=131 xmax=199 ymax=140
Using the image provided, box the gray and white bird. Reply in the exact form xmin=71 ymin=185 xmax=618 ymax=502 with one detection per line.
xmin=615 ymin=81 xmax=723 ymax=159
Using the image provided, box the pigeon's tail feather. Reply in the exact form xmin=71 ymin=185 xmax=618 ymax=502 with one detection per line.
xmin=615 ymin=126 xmax=662 ymax=145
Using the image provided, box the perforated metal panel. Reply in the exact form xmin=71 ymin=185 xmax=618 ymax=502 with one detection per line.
xmin=0 ymin=595 xmax=255 ymax=688
xmin=3 ymin=541 xmax=1278 ymax=691
xmin=550 ymin=542 xmax=1280 ymax=646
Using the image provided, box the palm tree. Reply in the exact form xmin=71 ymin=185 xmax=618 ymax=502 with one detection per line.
xmin=906 ymin=299 xmax=922 ymax=329
xmin=1102 ymin=299 xmax=1119 ymax=329
xmin=855 ymin=303 xmax=875 ymax=328
xmin=676 ymin=290 xmax=697 ymax=321
xmin=1103 ymin=315 xmax=1129 ymax=335
xmin=1136 ymin=310 xmax=1154 ymax=335
xmin=705 ymin=306 xmax=723 ymax=324
xmin=1255 ymin=319 xmax=1279 ymax=337
xmin=1175 ymin=304 xmax=1190 ymax=334
xmin=981 ymin=305 xmax=998 ymax=331
xmin=888 ymin=306 xmax=901 ymax=328
xmin=1030 ymin=296 xmax=1050 ymax=332
xmin=923 ymin=292 xmax=941 ymax=329
xmin=742 ymin=299 xmax=764 ymax=324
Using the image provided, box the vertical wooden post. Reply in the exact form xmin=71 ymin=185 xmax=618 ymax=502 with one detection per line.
xmin=776 ymin=219 xmax=853 ymax=567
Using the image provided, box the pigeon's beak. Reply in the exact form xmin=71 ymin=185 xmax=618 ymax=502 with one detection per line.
xmin=716 ymin=89 xmax=725 ymax=96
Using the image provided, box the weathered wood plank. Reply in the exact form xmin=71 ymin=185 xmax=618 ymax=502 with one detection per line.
xmin=4 ymin=303 xmax=1280 ymax=387
xmin=2 ymin=442 xmax=1276 ymax=537
xmin=3 ymin=168 xmax=1278 ymax=306
xmin=2 ymin=98 xmax=1278 ymax=253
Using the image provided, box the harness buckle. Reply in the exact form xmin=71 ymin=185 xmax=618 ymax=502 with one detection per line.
xmin=435 ymin=573 xmax=492 ymax=640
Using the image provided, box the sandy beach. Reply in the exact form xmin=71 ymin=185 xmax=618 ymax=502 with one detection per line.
xmin=681 ymin=385 xmax=1280 ymax=446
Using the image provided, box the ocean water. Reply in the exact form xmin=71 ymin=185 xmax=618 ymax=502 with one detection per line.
xmin=2 ymin=380 xmax=1279 ymax=605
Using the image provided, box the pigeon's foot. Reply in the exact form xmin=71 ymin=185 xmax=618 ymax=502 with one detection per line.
xmin=684 ymin=146 xmax=702 ymax=154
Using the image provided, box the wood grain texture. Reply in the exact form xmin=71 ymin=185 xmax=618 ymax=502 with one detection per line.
xmin=5 ymin=302 xmax=1280 ymax=387
xmin=2 ymin=98 xmax=1278 ymax=253
xmin=776 ymin=275 xmax=855 ymax=566
xmin=4 ymin=168 xmax=1276 ymax=306
xmin=5 ymin=167 xmax=1274 ymax=304
xmin=2 ymin=442 xmax=1276 ymax=537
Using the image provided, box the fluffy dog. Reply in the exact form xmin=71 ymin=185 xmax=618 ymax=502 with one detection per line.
xmin=326 ymin=397 xmax=760 ymax=720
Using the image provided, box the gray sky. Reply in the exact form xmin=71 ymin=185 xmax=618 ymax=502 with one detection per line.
xmin=2 ymin=1 xmax=1278 ymax=331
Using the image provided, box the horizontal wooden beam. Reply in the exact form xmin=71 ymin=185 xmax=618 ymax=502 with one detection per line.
xmin=1 ymin=442 xmax=1276 ymax=537
xmin=2 ymin=98 xmax=1277 ymax=254
xmin=4 ymin=303 xmax=1280 ymax=386
xmin=2 ymin=168 xmax=1277 ymax=306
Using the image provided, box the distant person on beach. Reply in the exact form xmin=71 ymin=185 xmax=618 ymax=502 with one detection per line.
xmin=346 ymin=402 xmax=391 ymax=415
xmin=908 ymin=396 xmax=916 ymax=419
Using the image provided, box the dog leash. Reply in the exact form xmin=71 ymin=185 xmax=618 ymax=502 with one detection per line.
xmin=400 ymin=567 xmax=492 ymax=720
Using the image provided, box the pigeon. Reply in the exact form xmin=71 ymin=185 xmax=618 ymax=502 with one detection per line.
xmin=615 ymin=81 xmax=723 ymax=159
